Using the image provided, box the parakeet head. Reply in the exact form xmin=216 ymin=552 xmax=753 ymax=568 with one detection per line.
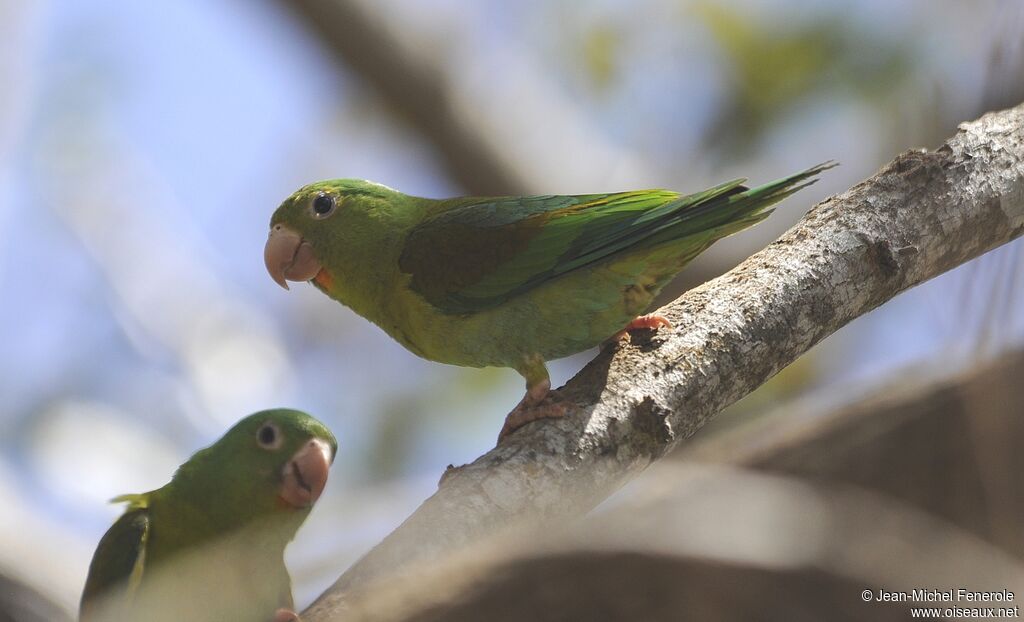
xmin=264 ymin=179 xmax=408 ymax=291
xmin=173 ymin=408 xmax=337 ymax=527
xmin=82 ymin=410 xmax=337 ymax=622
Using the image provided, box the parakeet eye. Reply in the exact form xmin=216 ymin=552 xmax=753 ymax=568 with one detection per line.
xmin=311 ymin=193 xmax=336 ymax=219
xmin=257 ymin=422 xmax=283 ymax=450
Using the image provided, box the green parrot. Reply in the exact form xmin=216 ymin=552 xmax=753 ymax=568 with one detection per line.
xmin=265 ymin=163 xmax=832 ymax=438
xmin=79 ymin=409 xmax=337 ymax=622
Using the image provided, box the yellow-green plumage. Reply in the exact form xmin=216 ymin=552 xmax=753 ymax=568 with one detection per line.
xmin=266 ymin=163 xmax=832 ymax=396
xmin=79 ymin=409 xmax=336 ymax=622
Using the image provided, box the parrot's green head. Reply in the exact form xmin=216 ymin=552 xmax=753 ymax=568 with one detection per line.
xmin=172 ymin=408 xmax=337 ymax=529
xmin=264 ymin=179 xmax=411 ymax=294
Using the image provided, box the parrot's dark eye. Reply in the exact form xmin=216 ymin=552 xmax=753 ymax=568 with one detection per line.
xmin=311 ymin=193 xmax=336 ymax=218
xmin=257 ymin=422 xmax=283 ymax=450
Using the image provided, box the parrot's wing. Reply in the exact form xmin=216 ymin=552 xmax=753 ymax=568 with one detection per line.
xmin=79 ymin=506 xmax=149 ymax=622
xmin=399 ymin=163 xmax=830 ymax=314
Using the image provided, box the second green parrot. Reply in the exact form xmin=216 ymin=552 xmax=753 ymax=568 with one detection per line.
xmin=79 ymin=409 xmax=336 ymax=622
xmin=265 ymin=164 xmax=832 ymax=437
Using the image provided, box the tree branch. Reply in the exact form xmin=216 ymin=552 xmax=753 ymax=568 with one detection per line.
xmin=304 ymin=103 xmax=1024 ymax=619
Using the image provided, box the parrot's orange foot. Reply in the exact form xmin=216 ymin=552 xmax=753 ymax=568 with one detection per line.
xmin=498 ymin=393 xmax=569 ymax=443
xmin=611 ymin=314 xmax=672 ymax=342
xmin=273 ymin=608 xmax=300 ymax=622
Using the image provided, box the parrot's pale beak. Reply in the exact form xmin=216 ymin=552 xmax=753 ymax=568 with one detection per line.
xmin=279 ymin=438 xmax=333 ymax=509
xmin=264 ymin=224 xmax=322 ymax=290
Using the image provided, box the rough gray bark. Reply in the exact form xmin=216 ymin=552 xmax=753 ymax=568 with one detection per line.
xmin=305 ymin=103 xmax=1024 ymax=619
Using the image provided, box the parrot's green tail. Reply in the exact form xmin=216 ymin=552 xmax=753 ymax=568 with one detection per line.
xmin=649 ymin=160 xmax=837 ymax=246
xmin=722 ymin=159 xmax=837 ymax=225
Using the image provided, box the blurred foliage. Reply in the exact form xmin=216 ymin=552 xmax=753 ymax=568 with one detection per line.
xmin=579 ymin=23 xmax=622 ymax=94
xmin=363 ymin=398 xmax=424 ymax=482
xmin=693 ymin=2 xmax=914 ymax=157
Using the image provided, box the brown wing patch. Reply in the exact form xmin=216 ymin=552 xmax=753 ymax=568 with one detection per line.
xmin=400 ymin=219 xmax=547 ymax=302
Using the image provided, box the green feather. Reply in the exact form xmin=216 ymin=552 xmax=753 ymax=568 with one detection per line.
xmin=399 ymin=162 xmax=834 ymax=314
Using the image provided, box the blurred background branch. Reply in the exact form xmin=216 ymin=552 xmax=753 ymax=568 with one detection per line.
xmin=277 ymin=0 xmax=675 ymax=195
xmin=685 ymin=343 xmax=1024 ymax=556
xmin=278 ymin=0 xmax=527 ymax=195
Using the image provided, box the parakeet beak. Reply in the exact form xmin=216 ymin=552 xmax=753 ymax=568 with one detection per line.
xmin=264 ymin=224 xmax=322 ymax=290
xmin=279 ymin=438 xmax=333 ymax=509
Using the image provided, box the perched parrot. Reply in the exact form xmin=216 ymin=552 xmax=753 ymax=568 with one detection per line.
xmin=79 ymin=409 xmax=336 ymax=622
xmin=265 ymin=163 xmax=833 ymax=438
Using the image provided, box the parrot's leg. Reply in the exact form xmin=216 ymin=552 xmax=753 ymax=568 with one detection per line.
xmin=274 ymin=608 xmax=300 ymax=622
xmin=498 ymin=356 xmax=568 ymax=442
xmin=609 ymin=313 xmax=672 ymax=342
xmin=441 ymin=359 xmax=563 ymax=480
xmin=516 ymin=354 xmax=553 ymax=406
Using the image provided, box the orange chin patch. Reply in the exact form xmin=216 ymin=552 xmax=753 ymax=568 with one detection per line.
xmin=313 ymin=268 xmax=334 ymax=290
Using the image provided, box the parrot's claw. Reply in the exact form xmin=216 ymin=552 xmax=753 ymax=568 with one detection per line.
xmin=273 ymin=608 xmax=301 ymax=622
xmin=610 ymin=314 xmax=673 ymax=343
xmin=497 ymin=392 xmax=569 ymax=443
